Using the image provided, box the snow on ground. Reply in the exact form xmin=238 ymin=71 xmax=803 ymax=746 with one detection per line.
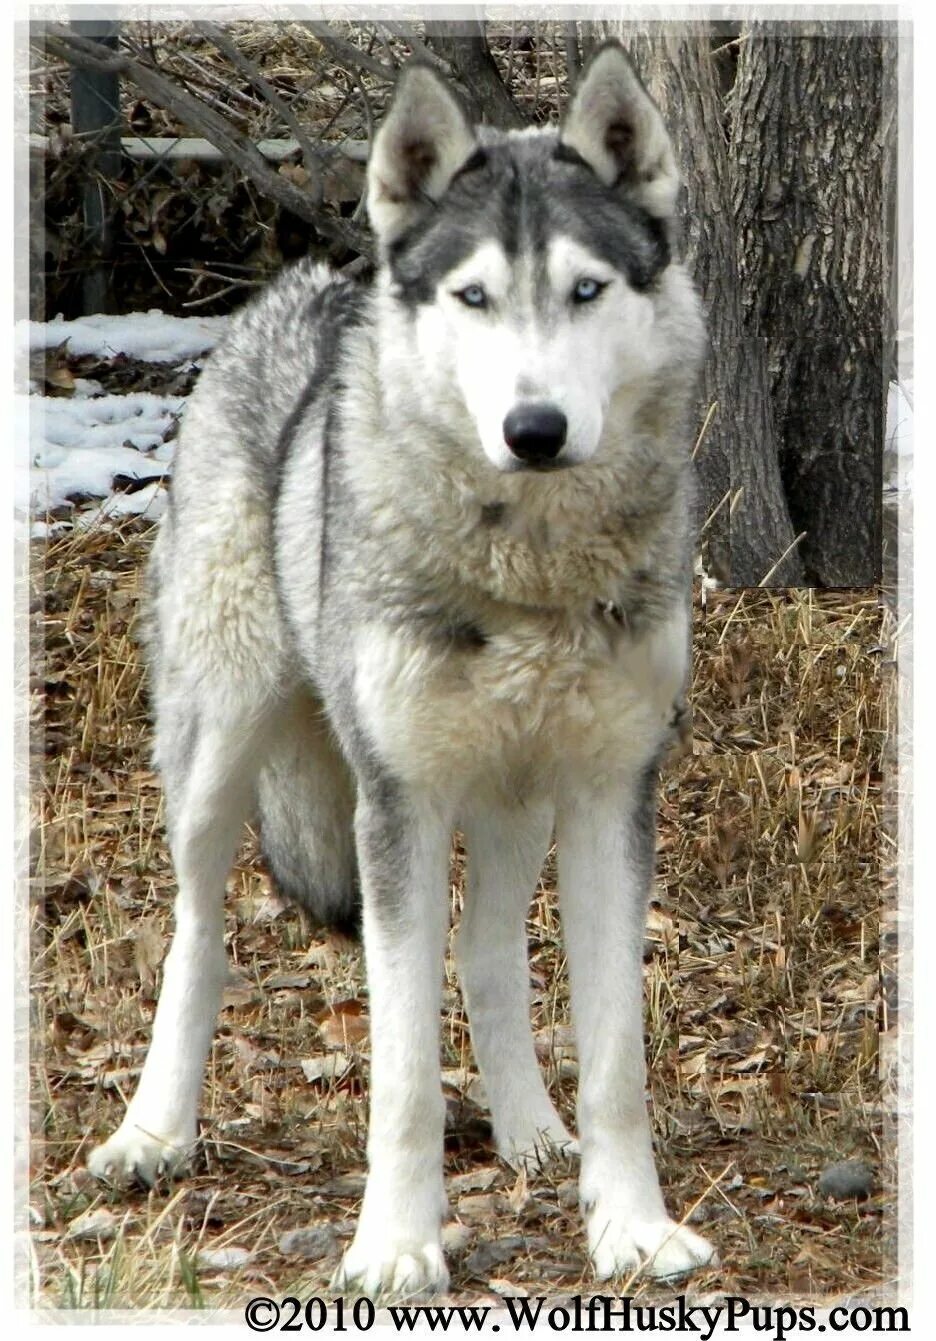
xmin=21 ymin=311 xmax=229 ymax=538
xmin=21 ymin=310 xmax=229 ymax=363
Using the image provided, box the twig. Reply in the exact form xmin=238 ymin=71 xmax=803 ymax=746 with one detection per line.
xmin=304 ymin=22 xmax=398 ymax=84
xmin=176 ymin=264 xmax=265 ymax=285
xmin=692 ymin=400 xmax=719 ymax=459
xmin=182 ymin=281 xmax=248 ymax=309
xmin=710 ymin=35 xmax=747 ymax=58
xmin=700 ymin=489 xmax=732 ymax=536
xmin=174 ymin=49 xmax=261 ymax=112
xmin=758 ymin=532 xmax=807 ymax=586
xmin=378 ymin=21 xmax=453 ymax=74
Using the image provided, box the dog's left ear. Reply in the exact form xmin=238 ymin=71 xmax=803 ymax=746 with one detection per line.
xmin=368 ymin=63 xmax=478 ymax=248
xmin=560 ymin=42 xmax=679 ymax=218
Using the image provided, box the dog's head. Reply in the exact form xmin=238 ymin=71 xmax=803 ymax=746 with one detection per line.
xmin=366 ymin=43 xmax=697 ymax=475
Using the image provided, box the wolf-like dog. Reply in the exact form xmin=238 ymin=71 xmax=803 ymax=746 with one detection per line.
xmin=88 ymin=43 xmax=716 ymax=1293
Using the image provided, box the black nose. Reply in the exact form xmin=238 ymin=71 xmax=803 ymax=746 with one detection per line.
xmin=502 ymin=404 xmax=567 ymax=463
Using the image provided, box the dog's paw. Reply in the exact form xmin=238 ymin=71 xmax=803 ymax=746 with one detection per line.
xmin=332 ymin=1236 xmax=449 ymax=1299
xmin=588 ymin=1212 xmax=715 ymax=1282
xmin=87 ymin=1121 xmax=196 ymax=1187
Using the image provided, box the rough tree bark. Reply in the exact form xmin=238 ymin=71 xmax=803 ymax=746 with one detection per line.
xmin=424 ymin=21 xmax=525 ymax=128
xmin=608 ymin=22 xmax=804 ymax=584
xmin=729 ymin=21 xmax=894 ymax=585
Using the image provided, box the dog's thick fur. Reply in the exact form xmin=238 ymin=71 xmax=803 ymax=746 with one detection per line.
xmin=88 ymin=44 xmax=715 ymax=1292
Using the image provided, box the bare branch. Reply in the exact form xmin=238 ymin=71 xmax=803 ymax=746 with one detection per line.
xmin=376 ymin=22 xmax=453 ymax=74
xmin=304 ymin=22 xmax=398 ymax=84
xmin=194 ymin=21 xmax=325 ymax=204
xmin=35 ymin=23 xmax=371 ymax=258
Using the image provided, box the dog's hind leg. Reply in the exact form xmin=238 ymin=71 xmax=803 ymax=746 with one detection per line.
xmin=257 ymin=687 xmax=359 ymax=933
xmin=88 ymin=698 xmax=270 ymax=1185
xmin=455 ymin=800 xmax=575 ymax=1169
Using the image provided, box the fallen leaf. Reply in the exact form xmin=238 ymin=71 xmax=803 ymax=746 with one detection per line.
xmin=300 ymin=1053 xmax=351 ymax=1084
xmin=317 ymin=1000 xmax=369 ymax=1048
xmin=507 ymin=1168 xmax=531 ymax=1214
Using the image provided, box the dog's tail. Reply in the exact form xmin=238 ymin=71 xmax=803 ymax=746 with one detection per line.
xmin=257 ymin=688 xmax=360 ymax=936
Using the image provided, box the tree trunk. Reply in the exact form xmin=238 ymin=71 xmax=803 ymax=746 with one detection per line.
xmin=605 ymin=22 xmax=804 ymax=585
xmin=729 ymin=21 xmax=895 ymax=585
xmin=424 ymin=22 xmax=524 ymax=128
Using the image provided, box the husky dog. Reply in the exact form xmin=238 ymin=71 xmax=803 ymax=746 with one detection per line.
xmin=88 ymin=43 xmax=715 ymax=1293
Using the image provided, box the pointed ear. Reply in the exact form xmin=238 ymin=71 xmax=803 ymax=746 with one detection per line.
xmin=560 ymin=42 xmax=679 ymax=218
xmin=367 ymin=63 xmax=478 ymax=247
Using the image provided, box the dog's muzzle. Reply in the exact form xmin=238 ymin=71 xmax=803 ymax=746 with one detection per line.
xmin=503 ymin=403 xmax=567 ymax=467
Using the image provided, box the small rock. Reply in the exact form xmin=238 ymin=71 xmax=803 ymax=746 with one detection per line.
xmin=688 ymin=1202 xmax=724 ymax=1225
xmin=196 ymin=1246 xmax=252 ymax=1270
xmin=449 ymin=1167 xmax=500 ymax=1196
xmin=457 ymin=1192 xmax=502 ymax=1222
xmin=442 ymin=1222 xmax=475 ymax=1254
xmin=65 ymin=1208 xmax=120 ymax=1241
xmin=818 ymin=1160 xmax=874 ymax=1200
xmin=316 ymin=1174 xmax=365 ymax=1198
xmin=266 ymin=973 xmax=313 ymax=990
xmin=278 ymin=1227 xmax=338 ymax=1260
xmin=520 ymin=1198 xmax=562 ymax=1222
xmin=465 ymin=1236 xmax=526 ymax=1277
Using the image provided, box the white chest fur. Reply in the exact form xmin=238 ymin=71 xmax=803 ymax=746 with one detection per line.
xmin=354 ymin=600 xmax=688 ymax=800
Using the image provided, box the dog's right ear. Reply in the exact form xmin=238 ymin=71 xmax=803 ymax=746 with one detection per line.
xmin=367 ymin=63 xmax=478 ymax=248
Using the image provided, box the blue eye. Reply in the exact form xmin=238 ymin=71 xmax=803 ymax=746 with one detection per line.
xmin=456 ymin=284 xmax=487 ymax=309
xmin=573 ymin=277 xmax=605 ymax=304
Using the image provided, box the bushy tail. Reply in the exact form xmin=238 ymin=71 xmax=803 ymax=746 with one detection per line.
xmin=257 ymin=688 xmax=360 ymax=935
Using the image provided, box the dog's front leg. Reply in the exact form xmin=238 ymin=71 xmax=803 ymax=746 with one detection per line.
xmin=557 ymin=767 xmax=715 ymax=1281
xmin=334 ymin=785 xmax=452 ymax=1298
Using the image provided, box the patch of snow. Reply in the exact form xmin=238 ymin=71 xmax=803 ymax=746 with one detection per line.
xmin=28 ymin=519 xmax=74 ymax=542
xmin=22 ymin=311 xmax=233 ymax=534
xmin=23 ymin=392 xmax=181 ymax=513
xmin=75 ymin=482 xmax=168 ymax=530
xmin=72 ymin=377 xmax=105 ymax=398
xmin=20 ymin=310 xmax=229 ymax=363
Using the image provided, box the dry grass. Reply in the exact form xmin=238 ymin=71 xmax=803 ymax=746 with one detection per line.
xmin=29 ymin=512 xmax=895 ymax=1311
